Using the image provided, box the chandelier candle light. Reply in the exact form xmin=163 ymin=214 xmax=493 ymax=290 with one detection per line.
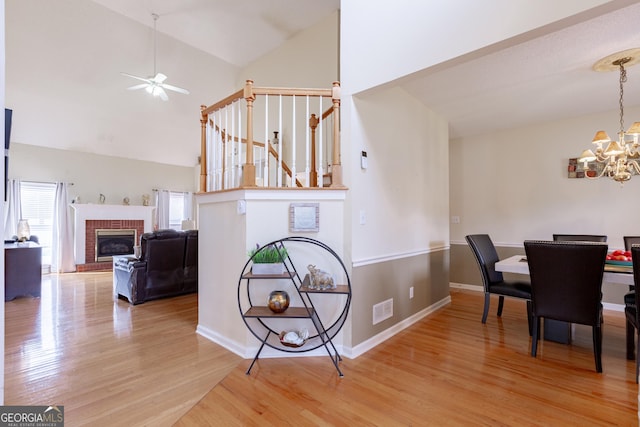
xmin=578 ymin=48 xmax=640 ymax=184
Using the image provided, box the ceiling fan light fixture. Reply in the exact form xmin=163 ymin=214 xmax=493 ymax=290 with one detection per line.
xmin=121 ymin=13 xmax=189 ymax=101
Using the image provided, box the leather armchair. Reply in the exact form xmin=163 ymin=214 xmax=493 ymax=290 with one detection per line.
xmin=115 ymin=229 xmax=198 ymax=305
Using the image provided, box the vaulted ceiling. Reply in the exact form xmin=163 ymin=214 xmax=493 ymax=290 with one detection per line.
xmin=6 ymin=1 xmax=640 ymax=167
xmin=88 ymin=0 xmax=640 ymax=140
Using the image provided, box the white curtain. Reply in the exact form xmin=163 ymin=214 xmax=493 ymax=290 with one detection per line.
xmin=183 ymin=192 xmax=194 ymax=223
xmin=52 ymin=182 xmax=75 ymax=272
xmin=3 ymin=179 xmax=21 ymax=240
xmin=155 ymin=190 xmax=170 ymax=230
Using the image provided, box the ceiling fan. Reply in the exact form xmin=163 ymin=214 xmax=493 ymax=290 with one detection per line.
xmin=121 ymin=13 xmax=189 ymax=101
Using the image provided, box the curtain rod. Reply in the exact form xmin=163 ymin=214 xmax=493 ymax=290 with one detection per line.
xmin=152 ymin=188 xmax=190 ymax=194
xmin=22 ymin=180 xmax=74 ymax=186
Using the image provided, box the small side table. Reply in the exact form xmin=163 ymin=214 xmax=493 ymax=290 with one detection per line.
xmin=5 ymin=242 xmax=42 ymax=301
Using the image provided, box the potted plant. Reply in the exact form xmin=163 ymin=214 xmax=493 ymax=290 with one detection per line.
xmin=248 ymin=243 xmax=288 ymax=274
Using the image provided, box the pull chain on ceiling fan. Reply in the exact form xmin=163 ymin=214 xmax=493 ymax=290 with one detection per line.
xmin=121 ymin=13 xmax=189 ymax=101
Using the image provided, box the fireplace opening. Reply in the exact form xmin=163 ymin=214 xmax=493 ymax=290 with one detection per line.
xmin=95 ymin=229 xmax=137 ymax=262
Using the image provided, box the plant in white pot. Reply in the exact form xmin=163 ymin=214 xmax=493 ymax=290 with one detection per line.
xmin=248 ymin=243 xmax=288 ymax=274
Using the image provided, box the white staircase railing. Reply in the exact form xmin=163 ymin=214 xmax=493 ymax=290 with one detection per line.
xmin=199 ymin=80 xmax=342 ymax=192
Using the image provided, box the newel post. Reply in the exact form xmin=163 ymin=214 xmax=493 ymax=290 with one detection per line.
xmin=200 ymin=104 xmax=208 ymax=193
xmin=242 ymin=80 xmax=257 ymax=187
xmin=330 ymin=81 xmax=343 ymax=188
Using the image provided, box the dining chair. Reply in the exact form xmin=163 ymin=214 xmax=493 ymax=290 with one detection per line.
xmin=553 ymin=234 xmax=607 ymax=242
xmin=465 ymin=234 xmax=532 ymax=328
xmin=550 ymin=234 xmax=608 ymax=343
xmin=623 ymin=236 xmax=640 ymax=250
xmin=625 ymin=244 xmax=640 ymax=382
xmin=524 ymin=240 xmax=608 ymax=372
xmin=623 ymin=236 xmax=639 ymax=296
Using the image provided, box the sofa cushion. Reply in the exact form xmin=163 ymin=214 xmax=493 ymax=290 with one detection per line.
xmin=184 ymin=229 xmax=198 ymax=293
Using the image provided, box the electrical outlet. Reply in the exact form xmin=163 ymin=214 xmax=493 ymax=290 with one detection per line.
xmin=410 ymin=287 xmax=414 ymax=299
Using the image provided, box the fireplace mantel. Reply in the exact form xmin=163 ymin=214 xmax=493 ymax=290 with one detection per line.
xmin=71 ymin=204 xmax=154 ymax=265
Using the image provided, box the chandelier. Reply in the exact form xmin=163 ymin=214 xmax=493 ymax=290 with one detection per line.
xmin=579 ymin=48 xmax=640 ymax=183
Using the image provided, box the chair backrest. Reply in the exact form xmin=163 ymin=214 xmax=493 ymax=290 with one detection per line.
xmin=524 ymin=240 xmax=607 ymax=326
xmin=631 ymin=245 xmax=640 ymax=313
xmin=552 ymin=234 xmax=607 ymax=242
xmin=465 ymin=234 xmax=504 ymax=291
xmin=624 ymin=236 xmax=640 ymax=251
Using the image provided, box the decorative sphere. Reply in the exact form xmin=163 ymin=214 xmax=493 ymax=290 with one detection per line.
xmin=268 ymin=290 xmax=290 ymax=313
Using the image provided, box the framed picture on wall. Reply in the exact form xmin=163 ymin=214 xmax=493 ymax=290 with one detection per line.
xmin=289 ymin=203 xmax=319 ymax=232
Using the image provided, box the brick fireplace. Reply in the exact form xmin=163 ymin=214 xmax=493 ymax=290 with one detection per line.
xmin=82 ymin=220 xmax=143 ymax=271
xmin=72 ymin=204 xmax=154 ymax=272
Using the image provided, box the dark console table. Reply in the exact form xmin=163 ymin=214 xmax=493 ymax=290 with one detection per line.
xmin=5 ymin=242 xmax=42 ymax=301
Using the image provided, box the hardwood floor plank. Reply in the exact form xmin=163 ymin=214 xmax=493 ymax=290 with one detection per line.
xmin=4 ymin=272 xmax=241 ymax=427
xmin=4 ymin=274 xmax=637 ymax=426
xmin=179 ymin=290 xmax=638 ymax=426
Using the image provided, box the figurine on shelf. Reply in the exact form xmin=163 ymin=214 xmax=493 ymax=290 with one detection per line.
xmin=307 ymin=264 xmax=336 ymax=290
xmin=99 ymin=193 xmax=106 ymax=204
xmin=142 ymin=194 xmax=150 ymax=206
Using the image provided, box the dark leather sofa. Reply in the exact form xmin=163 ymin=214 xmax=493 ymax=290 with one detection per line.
xmin=114 ymin=229 xmax=198 ymax=305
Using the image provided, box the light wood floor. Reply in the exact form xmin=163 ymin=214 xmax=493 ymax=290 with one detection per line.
xmin=5 ymin=273 xmax=639 ymax=426
xmin=4 ymin=272 xmax=241 ymax=426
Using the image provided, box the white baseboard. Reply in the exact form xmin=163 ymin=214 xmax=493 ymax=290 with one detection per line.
xmin=449 ymin=282 xmax=482 ymax=292
xmin=449 ymin=282 xmax=624 ymax=313
xmin=196 ymin=324 xmax=342 ymax=359
xmin=342 ymin=295 xmax=451 ymax=359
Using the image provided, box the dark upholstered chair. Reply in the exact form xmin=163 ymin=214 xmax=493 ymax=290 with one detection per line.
xmin=465 ymin=234 xmax=532 ymax=328
xmin=550 ymin=234 xmax=608 ymax=342
xmin=552 ymin=234 xmax=607 ymax=242
xmin=524 ymin=240 xmax=608 ymax=372
xmin=625 ymin=245 xmax=640 ymax=382
xmin=624 ymin=236 xmax=640 ymax=250
xmin=114 ymin=229 xmax=198 ymax=305
xmin=623 ymin=237 xmax=640 ymax=297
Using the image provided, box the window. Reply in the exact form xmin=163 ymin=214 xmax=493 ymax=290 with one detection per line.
xmin=168 ymin=191 xmax=185 ymax=231
xmin=20 ymin=181 xmax=56 ymax=266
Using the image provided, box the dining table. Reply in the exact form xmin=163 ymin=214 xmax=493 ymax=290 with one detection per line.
xmin=495 ymin=254 xmax=633 ymax=343
xmin=495 ymin=254 xmax=634 ymax=286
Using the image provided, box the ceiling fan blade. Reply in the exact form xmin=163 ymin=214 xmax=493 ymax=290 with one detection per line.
xmin=161 ymin=83 xmax=190 ymax=95
xmin=157 ymin=87 xmax=169 ymax=101
xmin=153 ymin=73 xmax=168 ymax=83
xmin=127 ymin=83 xmax=149 ymax=91
xmin=121 ymin=72 xmax=151 ymax=83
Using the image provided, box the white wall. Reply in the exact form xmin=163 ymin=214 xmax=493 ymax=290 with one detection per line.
xmin=349 ymin=86 xmax=449 ymax=263
xmin=196 ymin=189 xmax=347 ymax=357
xmin=238 ymin=11 xmax=339 ymax=88
xmin=449 ymin=105 xmax=640 ymax=250
xmin=6 ymin=0 xmax=238 ymax=168
xmin=9 ymin=143 xmax=195 ymax=206
xmin=340 ymin=0 xmax=623 ymax=96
